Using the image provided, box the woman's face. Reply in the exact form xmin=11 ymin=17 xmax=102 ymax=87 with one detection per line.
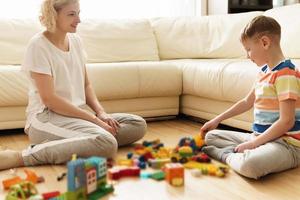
xmin=56 ymin=2 xmax=80 ymax=33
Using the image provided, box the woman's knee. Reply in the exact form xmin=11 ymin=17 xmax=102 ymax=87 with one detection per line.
xmin=95 ymin=134 xmax=118 ymax=158
xmin=134 ymin=116 xmax=147 ymax=139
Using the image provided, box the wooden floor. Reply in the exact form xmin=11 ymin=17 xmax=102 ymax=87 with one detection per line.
xmin=0 ymin=119 xmax=300 ymax=200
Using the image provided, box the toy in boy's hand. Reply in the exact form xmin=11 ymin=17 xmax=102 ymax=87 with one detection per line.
xmin=200 ymin=130 xmax=207 ymax=140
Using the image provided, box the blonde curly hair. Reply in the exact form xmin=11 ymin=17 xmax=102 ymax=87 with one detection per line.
xmin=40 ymin=0 xmax=79 ymax=32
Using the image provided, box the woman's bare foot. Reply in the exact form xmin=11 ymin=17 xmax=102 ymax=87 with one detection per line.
xmin=0 ymin=149 xmax=24 ymax=170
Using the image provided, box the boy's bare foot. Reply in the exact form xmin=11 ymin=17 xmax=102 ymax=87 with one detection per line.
xmin=0 ymin=149 xmax=24 ymax=170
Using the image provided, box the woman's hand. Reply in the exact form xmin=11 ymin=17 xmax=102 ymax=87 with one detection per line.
xmin=200 ymin=118 xmax=220 ymax=139
xmin=234 ymin=140 xmax=257 ymax=153
xmin=93 ymin=117 xmax=116 ymax=136
xmin=96 ymin=112 xmax=120 ymax=135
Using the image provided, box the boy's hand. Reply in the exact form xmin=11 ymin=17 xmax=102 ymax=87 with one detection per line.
xmin=200 ymin=118 xmax=220 ymax=138
xmin=234 ymin=141 xmax=257 ymax=153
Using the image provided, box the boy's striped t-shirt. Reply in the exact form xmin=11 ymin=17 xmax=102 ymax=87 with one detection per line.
xmin=253 ymin=59 xmax=300 ymax=147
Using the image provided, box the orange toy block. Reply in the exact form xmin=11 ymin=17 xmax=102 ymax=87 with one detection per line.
xmin=24 ymin=169 xmax=39 ymax=183
xmin=2 ymin=176 xmax=22 ymax=190
xmin=164 ymin=163 xmax=184 ymax=186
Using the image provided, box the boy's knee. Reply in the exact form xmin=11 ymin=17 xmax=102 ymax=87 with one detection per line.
xmin=239 ymin=158 xmax=263 ymax=179
xmin=205 ymin=130 xmax=220 ymax=146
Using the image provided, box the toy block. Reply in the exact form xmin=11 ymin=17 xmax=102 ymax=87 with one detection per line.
xmin=184 ymin=161 xmax=229 ymax=177
xmin=117 ymin=158 xmax=133 ymax=166
xmin=190 ymin=169 xmax=202 ymax=177
xmin=108 ymin=167 xmax=140 ymax=180
xmin=148 ymin=158 xmax=170 ymax=169
xmin=137 ymin=161 xmax=147 ymax=169
xmin=164 ymin=163 xmax=184 ymax=186
xmin=24 ymin=169 xmax=39 ymax=183
xmin=2 ymin=176 xmax=22 ymax=190
xmin=108 ymin=168 xmax=121 ymax=180
xmin=190 ymin=153 xmax=211 ymax=163
xmin=42 ymin=191 xmax=60 ymax=199
xmin=88 ymin=184 xmax=114 ymax=200
xmin=140 ymin=171 xmax=152 ymax=179
xmin=150 ymin=171 xmax=165 ymax=181
xmin=193 ymin=134 xmax=205 ymax=148
xmin=127 ymin=152 xmax=133 ymax=159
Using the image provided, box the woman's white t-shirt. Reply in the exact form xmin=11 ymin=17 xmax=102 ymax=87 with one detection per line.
xmin=22 ymin=32 xmax=87 ymax=131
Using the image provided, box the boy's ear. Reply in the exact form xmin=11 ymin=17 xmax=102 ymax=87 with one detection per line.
xmin=260 ymin=36 xmax=271 ymax=49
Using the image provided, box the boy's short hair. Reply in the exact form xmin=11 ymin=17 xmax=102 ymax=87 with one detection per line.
xmin=241 ymin=15 xmax=281 ymax=42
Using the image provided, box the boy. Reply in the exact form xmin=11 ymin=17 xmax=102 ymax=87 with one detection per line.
xmin=200 ymin=16 xmax=300 ymax=179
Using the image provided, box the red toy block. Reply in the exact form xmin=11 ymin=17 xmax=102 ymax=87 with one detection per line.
xmin=108 ymin=167 xmax=140 ymax=180
xmin=42 ymin=191 xmax=60 ymax=199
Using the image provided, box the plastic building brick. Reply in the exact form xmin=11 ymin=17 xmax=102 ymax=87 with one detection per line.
xmin=117 ymin=158 xmax=134 ymax=167
xmin=42 ymin=191 xmax=60 ymax=199
xmin=108 ymin=166 xmax=140 ymax=180
xmin=66 ymin=156 xmax=113 ymax=199
xmin=150 ymin=171 xmax=165 ymax=181
xmin=164 ymin=163 xmax=184 ymax=186
xmin=148 ymin=158 xmax=171 ymax=169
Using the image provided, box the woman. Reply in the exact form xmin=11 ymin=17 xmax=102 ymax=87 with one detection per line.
xmin=0 ymin=0 xmax=146 ymax=170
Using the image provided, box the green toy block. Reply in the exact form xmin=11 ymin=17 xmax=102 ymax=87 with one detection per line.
xmin=88 ymin=184 xmax=114 ymax=200
xmin=150 ymin=171 xmax=165 ymax=181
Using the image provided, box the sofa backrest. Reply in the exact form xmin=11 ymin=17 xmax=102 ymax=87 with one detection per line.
xmin=0 ymin=19 xmax=42 ymax=65
xmin=150 ymin=11 xmax=262 ymax=60
xmin=264 ymin=4 xmax=300 ymax=59
xmin=0 ymin=18 xmax=159 ymax=65
xmin=78 ymin=19 xmax=160 ymax=63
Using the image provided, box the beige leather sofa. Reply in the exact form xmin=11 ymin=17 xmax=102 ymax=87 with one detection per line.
xmin=0 ymin=4 xmax=299 ymax=131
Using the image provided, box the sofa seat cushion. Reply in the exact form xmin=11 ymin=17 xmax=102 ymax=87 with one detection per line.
xmin=78 ymin=19 xmax=159 ymax=63
xmin=0 ymin=66 xmax=28 ymax=106
xmin=86 ymin=61 xmax=182 ymax=100
xmin=164 ymin=59 xmax=259 ymax=103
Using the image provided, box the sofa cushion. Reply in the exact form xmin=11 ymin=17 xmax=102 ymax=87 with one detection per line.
xmin=150 ymin=11 xmax=262 ymax=60
xmin=165 ymin=59 xmax=259 ymax=103
xmin=264 ymin=4 xmax=300 ymax=59
xmin=0 ymin=66 xmax=28 ymax=106
xmin=86 ymin=61 xmax=182 ymax=100
xmin=78 ymin=19 xmax=159 ymax=63
xmin=0 ymin=19 xmax=42 ymax=65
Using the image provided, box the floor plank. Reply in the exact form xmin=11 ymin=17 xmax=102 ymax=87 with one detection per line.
xmin=0 ymin=119 xmax=299 ymax=200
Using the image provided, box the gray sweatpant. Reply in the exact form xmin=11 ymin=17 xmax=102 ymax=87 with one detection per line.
xmin=205 ymin=130 xmax=300 ymax=179
xmin=22 ymin=109 xmax=147 ymax=166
